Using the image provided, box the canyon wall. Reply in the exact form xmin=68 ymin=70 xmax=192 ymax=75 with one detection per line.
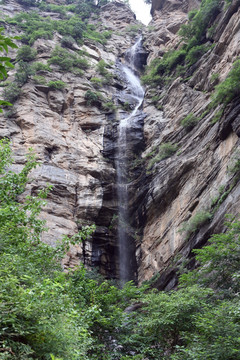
xmin=1 ymin=0 xmax=240 ymax=287
xmin=0 ymin=0 xmax=142 ymax=276
xmin=138 ymin=0 xmax=240 ymax=287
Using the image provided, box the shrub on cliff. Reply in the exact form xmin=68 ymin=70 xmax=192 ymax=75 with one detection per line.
xmin=212 ymin=59 xmax=240 ymax=105
xmin=47 ymin=80 xmax=66 ymax=90
xmin=3 ymin=82 xmax=22 ymax=103
xmin=179 ymin=0 xmax=222 ymax=45
xmin=16 ymin=45 xmax=37 ymax=62
xmin=15 ymin=60 xmax=35 ymax=86
xmin=0 ymin=28 xmax=17 ymax=112
xmin=181 ymin=112 xmax=200 ymax=131
xmin=85 ymin=89 xmax=102 ymax=107
xmin=142 ymin=0 xmax=225 ymax=86
xmin=147 ymin=142 xmax=178 ymax=169
xmin=48 ymin=46 xmax=89 ymax=72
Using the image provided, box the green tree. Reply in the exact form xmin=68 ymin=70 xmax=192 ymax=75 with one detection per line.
xmin=0 ymin=28 xmax=18 ymax=112
xmin=16 ymin=45 xmax=37 ymax=62
xmin=0 ymin=139 xmax=94 ymax=359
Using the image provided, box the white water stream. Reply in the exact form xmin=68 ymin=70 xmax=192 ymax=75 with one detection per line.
xmin=116 ymin=37 xmax=145 ymax=282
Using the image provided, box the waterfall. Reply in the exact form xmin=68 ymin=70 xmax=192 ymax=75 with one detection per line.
xmin=116 ymin=37 xmax=145 ymax=283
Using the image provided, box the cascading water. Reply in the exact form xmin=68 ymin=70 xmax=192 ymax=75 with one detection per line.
xmin=116 ymin=37 xmax=145 ymax=282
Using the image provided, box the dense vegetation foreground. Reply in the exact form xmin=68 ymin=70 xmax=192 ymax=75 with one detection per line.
xmin=0 ymin=139 xmax=239 ymax=360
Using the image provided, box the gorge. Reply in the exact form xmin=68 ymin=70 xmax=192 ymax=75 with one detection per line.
xmin=1 ymin=0 xmax=240 ymax=358
xmin=0 ymin=0 xmax=240 ymax=288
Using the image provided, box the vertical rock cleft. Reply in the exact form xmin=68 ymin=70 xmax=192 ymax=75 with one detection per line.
xmin=115 ymin=37 xmax=145 ymax=282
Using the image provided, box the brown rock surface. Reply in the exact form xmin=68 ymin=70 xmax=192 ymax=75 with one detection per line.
xmin=137 ymin=0 xmax=240 ymax=286
xmin=0 ymin=0 xmax=139 ymax=274
xmin=1 ymin=0 xmax=240 ymax=288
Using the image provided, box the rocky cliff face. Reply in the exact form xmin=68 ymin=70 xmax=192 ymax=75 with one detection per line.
xmin=1 ymin=0 xmax=240 ymax=287
xmin=0 ymin=0 xmax=142 ymax=276
xmin=137 ymin=0 xmax=240 ymax=287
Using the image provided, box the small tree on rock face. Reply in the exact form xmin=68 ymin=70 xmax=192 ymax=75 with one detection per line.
xmin=0 ymin=28 xmax=18 ymax=112
xmin=16 ymin=45 xmax=37 ymax=62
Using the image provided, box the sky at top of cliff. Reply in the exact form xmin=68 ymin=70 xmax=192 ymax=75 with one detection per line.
xmin=129 ymin=0 xmax=152 ymax=25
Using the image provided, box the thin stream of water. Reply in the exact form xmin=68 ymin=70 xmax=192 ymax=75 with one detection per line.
xmin=116 ymin=37 xmax=145 ymax=282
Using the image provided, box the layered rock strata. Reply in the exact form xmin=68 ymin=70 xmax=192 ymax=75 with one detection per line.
xmin=0 ymin=0 xmax=142 ymax=276
xmin=137 ymin=0 xmax=240 ymax=287
xmin=1 ymin=0 xmax=240 ymax=288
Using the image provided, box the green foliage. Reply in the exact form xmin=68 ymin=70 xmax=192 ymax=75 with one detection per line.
xmin=0 ymin=27 xmax=18 ymax=54
xmin=16 ymin=0 xmax=38 ymax=6
xmin=15 ymin=60 xmax=35 ymax=86
xmin=179 ymin=0 xmax=222 ymax=45
xmin=0 ymin=140 xmax=95 ymax=359
xmin=210 ymin=71 xmax=220 ymax=83
xmin=32 ymin=62 xmax=52 ymax=73
xmin=180 ymin=216 xmax=240 ymax=296
xmin=0 ymin=140 xmax=240 ymax=359
xmin=125 ymin=24 xmax=143 ymax=37
xmin=181 ymin=112 xmax=199 ymax=131
xmin=6 ymin=12 xmax=54 ymax=45
xmin=33 ymin=75 xmax=47 ymax=85
xmin=185 ymin=44 xmax=208 ymax=65
xmin=122 ymin=286 xmax=213 ymax=359
xmin=2 ymin=82 xmax=22 ymax=103
xmin=16 ymin=45 xmax=37 ymax=62
xmin=0 ymin=28 xmax=18 ymax=111
xmin=96 ymin=59 xmax=113 ymax=82
xmin=142 ymin=0 xmax=229 ymax=87
xmin=90 ymin=77 xmax=103 ymax=88
xmin=61 ymin=35 xmax=76 ymax=49
xmin=84 ymin=89 xmax=102 ymax=107
xmin=228 ymin=150 xmax=240 ymax=176
xmin=179 ymin=210 xmax=213 ymax=239
xmin=172 ymin=299 xmax=240 ymax=359
xmin=48 ymin=46 xmax=89 ymax=72
xmin=47 ymin=80 xmax=66 ymax=90
xmin=102 ymin=101 xmax=117 ymax=112
xmin=141 ymin=49 xmax=186 ymax=85
xmin=147 ymin=142 xmax=178 ymax=169
xmin=212 ymin=59 xmax=240 ymax=105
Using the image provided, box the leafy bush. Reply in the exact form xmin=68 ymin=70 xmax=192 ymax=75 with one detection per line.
xmin=3 ymin=82 xmax=22 ymax=103
xmin=47 ymin=80 xmax=66 ymax=90
xmin=84 ymin=89 xmax=102 ymax=106
xmin=185 ymin=44 xmax=208 ymax=65
xmin=212 ymin=59 xmax=240 ymax=105
xmin=15 ymin=60 xmax=35 ymax=86
xmin=180 ymin=215 xmax=240 ymax=293
xmin=96 ymin=59 xmax=113 ymax=81
xmin=48 ymin=46 xmax=89 ymax=72
xmin=90 ymin=77 xmax=103 ymax=88
xmin=6 ymin=12 xmax=54 ymax=45
xmin=147 ymin=142 xmax=178 ymax=169
xmin=142 ymin=0 xmax=226 ymax=87
xmin=102 ymin=101 xmax=116 ymax=112
xmin=228 ymin=150 xmax=240 ymax=176
xmin=32 ymin=61 xmax=51 ymax=72
xmin=33 ymin=75 xmax=47 ymax=85
xmin=181 ymin=112 xmax=199 ymax=131
xmin=61 ymin=35 xmax=75 ymax=49
xmin=16 ymin=45 xmax=37 ymax=62
xmin=0 ymin=28 xmax=18 ymax=112
xmin=179 ymin=0 xmax=222 ymax=45
xmin=125 ymin=24 xmax=143 ymax=37
xmin=179 ymin=210 xmax=212 ymax=239
xmin=142 ymin=50 xmax=186 ymax=85
xmin=0 ymin=140 xmax=95 ymax=360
